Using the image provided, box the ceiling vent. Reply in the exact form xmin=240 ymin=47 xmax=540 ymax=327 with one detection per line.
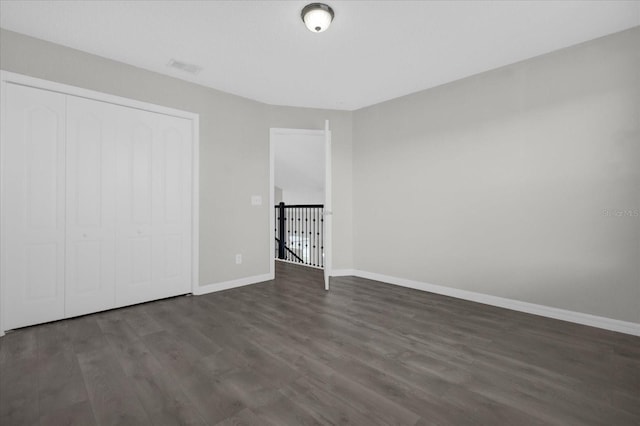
xmin=166 ymin=59 xmax=202 ymax=75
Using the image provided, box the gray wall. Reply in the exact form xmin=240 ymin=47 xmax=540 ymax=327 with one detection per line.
xmin=353 ymin=27 xmax=640 ymax=323
xmin=0 ymin=28 xmax=353 ymax=287
xmin=1 ymin=26 xmax=637 ymax=324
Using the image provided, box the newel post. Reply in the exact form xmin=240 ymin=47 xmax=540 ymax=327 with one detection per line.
xmin=278 ymin=202 xmax=286 ymax=259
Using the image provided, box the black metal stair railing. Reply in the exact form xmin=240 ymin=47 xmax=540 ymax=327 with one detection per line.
xmin=274 ymin=237 xmax=304 ymax=263
xmin=274 ymin=202 xmax=324 ymax=268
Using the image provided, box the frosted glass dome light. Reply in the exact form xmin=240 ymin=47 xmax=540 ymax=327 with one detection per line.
xmin=301 ymin=3 xmax=334 ymax=33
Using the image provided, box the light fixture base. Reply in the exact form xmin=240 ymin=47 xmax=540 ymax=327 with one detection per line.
xmin=301 ymin=3 xmax=335 ymax=33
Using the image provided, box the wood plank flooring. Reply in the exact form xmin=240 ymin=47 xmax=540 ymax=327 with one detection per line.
xmin=1 ymin=261 xmax=639 ymax=425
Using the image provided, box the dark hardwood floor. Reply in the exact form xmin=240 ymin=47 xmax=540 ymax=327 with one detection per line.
xmin=1 ymin=261 xmax=639 ymax=425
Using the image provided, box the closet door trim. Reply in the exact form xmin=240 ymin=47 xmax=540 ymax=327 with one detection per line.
xmin=0 ymin=70 xmax=200 ymax=337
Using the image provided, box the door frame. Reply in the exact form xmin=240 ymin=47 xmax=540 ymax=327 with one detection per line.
xmin=0 ymin=70 xmax=200 ymax=336
xmin=269 ymin=127 xmax=332 ymax=285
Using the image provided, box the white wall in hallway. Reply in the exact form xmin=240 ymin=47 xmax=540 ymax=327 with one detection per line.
xmin=281 ymin=189 xmax=325 ymax=205
xmin=274 ymin=132 xmax=325 ymax=205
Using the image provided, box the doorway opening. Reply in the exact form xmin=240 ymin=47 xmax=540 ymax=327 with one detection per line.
xmin=270 ymin=124 xmax=331 ymax=290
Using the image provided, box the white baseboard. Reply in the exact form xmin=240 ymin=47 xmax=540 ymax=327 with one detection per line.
xmin=194 ymin=273 xmax=274 ymax=296
xmin=345 ymin=270 xmax=640 ymax=337
xmin=331 ymin=269 xmax=357 ymax=277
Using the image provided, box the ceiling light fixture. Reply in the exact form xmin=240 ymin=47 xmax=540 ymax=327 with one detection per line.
xmin=301 ymin=3 xmax=334 ymax=33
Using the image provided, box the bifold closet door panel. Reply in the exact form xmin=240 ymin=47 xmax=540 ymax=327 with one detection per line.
xmin=1 ymin=84 xmax=66 ymax=330
xmin=64 ymin=96 xmax=117 ymax=317
xmin=115 ymin=107 xmax=192 ymax=307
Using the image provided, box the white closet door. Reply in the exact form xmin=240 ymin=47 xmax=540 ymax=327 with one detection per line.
xmin=115 ymin=107 xmax=192 ymax=306
xmin=153 ymin=114 xmax=193 ymax=299
xmin=1 ymin=84 xmax=66 ymax=329
xmin=64 ymin=96 xmax=117 ymax=317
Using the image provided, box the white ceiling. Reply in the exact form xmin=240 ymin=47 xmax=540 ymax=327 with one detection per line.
xmin=1 ymin=1 xmax=638 ymax=110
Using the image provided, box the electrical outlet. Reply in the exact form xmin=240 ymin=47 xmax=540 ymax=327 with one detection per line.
xmin=235 ymin=254 xmax=242 ymax=264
